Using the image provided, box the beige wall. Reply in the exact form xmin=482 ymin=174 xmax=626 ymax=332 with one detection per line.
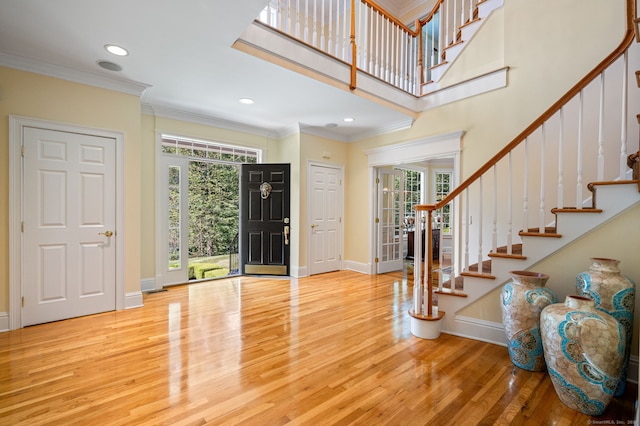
xmin=0 ymin=66 xmax=142 ymax=312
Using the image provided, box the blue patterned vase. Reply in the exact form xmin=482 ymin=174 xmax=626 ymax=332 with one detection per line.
xmin=576 ymin=257 xmax=635 ymax=396
xmin=501 ymin=271 xmax=557 ymax=371
xmin=540 ymin=295 xmax=625 ymax=416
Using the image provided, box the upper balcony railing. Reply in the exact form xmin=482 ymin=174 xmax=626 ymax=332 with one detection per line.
xmin=258 ymin=0 xmax=482 ymax=95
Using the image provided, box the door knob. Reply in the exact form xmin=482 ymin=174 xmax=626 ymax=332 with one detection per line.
xmin=311 ymin=224 xmax=317 ymax=229
xmin=99 ymin=230 xmax=113 ymax=237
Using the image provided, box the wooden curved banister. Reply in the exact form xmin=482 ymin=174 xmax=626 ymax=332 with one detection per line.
xmin=360 ymin=0 xmax=420 ymax=35
xmin=426 ymin=0 xmax=637 ymax=214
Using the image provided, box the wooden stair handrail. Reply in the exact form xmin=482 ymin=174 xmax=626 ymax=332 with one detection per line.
xmin=422 ymin=0 xmax=637 ymax=213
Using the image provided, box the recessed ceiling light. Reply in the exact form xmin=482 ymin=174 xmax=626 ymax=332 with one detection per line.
xmin=239 ymin=98 xmax=254 ymax=105
xmin=97 ymin=60 xmax=122 ymax=72
xmin=325 ymin=123 xmax=338 ymax=128
xmin=105 ymin=44 xmax=129 ymax=56
xmin=343 ymin=117 xmax=355 ymax=122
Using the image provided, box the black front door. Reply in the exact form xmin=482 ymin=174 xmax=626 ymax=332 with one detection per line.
xmin=239 ymin=163 xmax=290 ymax=275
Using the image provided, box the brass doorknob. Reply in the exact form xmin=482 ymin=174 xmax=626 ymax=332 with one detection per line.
xmin=99 ymin=230 xmax=113 ymax=237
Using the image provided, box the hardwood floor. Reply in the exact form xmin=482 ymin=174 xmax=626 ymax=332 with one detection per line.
xmin=0 ymin=270 xmax=636 ymax=425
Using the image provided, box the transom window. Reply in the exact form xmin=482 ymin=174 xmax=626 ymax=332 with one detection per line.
xmin=161 ymin=135 xmax=260 ymax=163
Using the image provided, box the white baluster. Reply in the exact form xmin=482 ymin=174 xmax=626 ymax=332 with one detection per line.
xmin=445 ymin=0 xmax=450 ymax=47
xmin=453 ymin=0 xmax=458 ymax=41
xmin=539 ymin=123 xmax=546 ymax=233
xmin=287 ymin=0 xmax=291 ymax=34
xmin=576 ymin=90 xmax=584 ymax=208
xmin=477 ymin=177 xmax=484 ymax=272
xmin=492 ymin=165 xmax=497 ymax=253
xmin=464 ymin=189 xmax=470 ymax=271
xmin=598 ymin=72 xmax=605 ymax=181
xmin=342 ymin=0 xmax=347 ymax=61
xmin=620 ymin=51 xmax=629 ymax=179
xmin=507 ymin=152 xmax=513 ymax=254
xmin=328 ymin=0 xmax=333 ymax=55
xmin=558 ymin=108 xmax=564 ymax=209
xmin=320 ymin=0 xmax=325 ymax=51
xmin=304 ymin=0 xmax=309 ymax=43
xmin=523 ymin=138 xmax=529 ymax=231
xmin=313 ymin=0 xmax=318 ymax=47
xmin=296 ymin=0 xmax=301 ymax=38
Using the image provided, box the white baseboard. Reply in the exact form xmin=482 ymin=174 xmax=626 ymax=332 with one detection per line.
xmin=125 ymin=291 xmax=144 ymax=309
xmin=344 ymin=260 xmax=373 ymax=275
xmin=140 ymin=278 xmax=156 ymax=292
xmin=0 ymin=312 xmax=8 ymax=332
xmin=290 ymin=266 xmax=307 ymax=278
xmin=443 ymin=315 xmax=507 ymax=346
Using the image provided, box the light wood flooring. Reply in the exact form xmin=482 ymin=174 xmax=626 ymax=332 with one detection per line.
xmin=0 ymin=270 xmax=636 ymax=425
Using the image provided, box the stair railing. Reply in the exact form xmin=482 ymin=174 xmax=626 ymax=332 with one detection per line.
xmin=258 ymin=0 xmax=481 ymax=95
xmin=411 ymin=0 xmax=638 ymax=319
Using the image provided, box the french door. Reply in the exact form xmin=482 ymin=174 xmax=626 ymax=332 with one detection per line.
xmin=376 ymin=168 xmax=404 ymax=273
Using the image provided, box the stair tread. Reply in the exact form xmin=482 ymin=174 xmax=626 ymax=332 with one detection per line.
xmin=551 ymin=207 xmax=603 ymax=213
xmin=488 ymin=252 xmax=527 ymax=260
xmin=461 ymin=271 xmax=496 ymax=279
xmin=435 ymin=288 xmax=468 ymax=297
xmin=519 ymin=227 xmax=561 ymax=238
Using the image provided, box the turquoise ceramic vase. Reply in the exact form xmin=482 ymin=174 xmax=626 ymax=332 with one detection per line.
xmin=576 ymin=257 xmax=635 ymax=396
xmin=501 ymin=271 xmax=557 ymax=371
xmin=540 ymin=295 xmax=625 ymax=416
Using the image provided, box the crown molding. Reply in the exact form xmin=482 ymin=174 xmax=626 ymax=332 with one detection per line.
xmin=0 ymin=51 xmax=151 ymax=96
xmin=144 ymin=103 xmax=284 ymax=139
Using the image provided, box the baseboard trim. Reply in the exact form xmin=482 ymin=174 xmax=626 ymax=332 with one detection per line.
xmin=0 ymin=312 xmax=8 ymax=332
xmin=125 ymin=291 xmax=144 ymax=309
xmin=443 ymin=315 xmax=507 ymax=346
xmin=344 ymin=260 xmax=373 ymax=275
xmin=140 ymin=278 xmax=156 ymax=292
xmin=290 ymin=266 xmax=308 ymax=278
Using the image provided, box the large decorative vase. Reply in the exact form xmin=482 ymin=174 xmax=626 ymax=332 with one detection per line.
xmin=540 ymin=295 xmax=625 ymax=416
xmin=576 ymin=257 xmax=635 ymax=396
xmin=500 ymin=271 xmax=557 ymax=371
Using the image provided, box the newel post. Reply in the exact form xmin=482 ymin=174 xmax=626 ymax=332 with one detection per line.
xmin=349 ymin=0 xmax=357 ymax=91
xmin=409 ymin=205 xmax=444 ymax=339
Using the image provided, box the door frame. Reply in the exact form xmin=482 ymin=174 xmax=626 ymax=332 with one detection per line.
xmin=8 ymin=115 xmax=126 ymax=330
xmin=306 ymin=161 xmax=345 ymax=276
xmin=365 ymin=130 xmax=463 ymax=275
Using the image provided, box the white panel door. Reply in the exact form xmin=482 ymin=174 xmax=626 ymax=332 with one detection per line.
xmin=309 ymin=164 xmax=343 ymax=275
xmin=377 ymin=168 xmax=404 ymax=273
xmin=23 ymin=127 xmax=116 ymax=326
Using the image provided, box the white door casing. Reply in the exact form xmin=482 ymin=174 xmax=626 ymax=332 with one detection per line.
xmin=9 ymin=116 xmax=125 ymax=330
xmin=376 ymin=168 xmax=404 ymax=274
xmin=308 ymin=163 xmax=343 ymax=276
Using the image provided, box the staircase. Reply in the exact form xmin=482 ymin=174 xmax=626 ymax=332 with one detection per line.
xmin=421 ymin=0 xmax=504 ymax=94
xmin=413 ymin=0 xmax=640 ymax=345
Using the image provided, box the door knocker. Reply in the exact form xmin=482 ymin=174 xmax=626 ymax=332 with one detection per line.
xmin=260 ymin=182 xmax=272 ymax=199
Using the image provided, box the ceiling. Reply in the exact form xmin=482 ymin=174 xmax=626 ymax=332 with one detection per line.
xmin=0 ymin=0 xmax=428 ymax=142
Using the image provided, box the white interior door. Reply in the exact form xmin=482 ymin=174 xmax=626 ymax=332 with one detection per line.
xmin=23 ymin=127 xmax=116 ymax=326
xmin=376 ymin=168 xmax=404 ymax=273
xmin=308 ymin=163 xmax=343 ymax=275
